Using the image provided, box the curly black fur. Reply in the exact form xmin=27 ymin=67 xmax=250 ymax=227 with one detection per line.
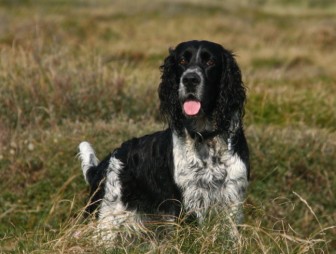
xmin=79 ymin=40 xmax=250 ymax=232
xmin=158 ymin=48 xmax=185 ymax=134
xmin=159 ymin=41 xmax=246 ymax=137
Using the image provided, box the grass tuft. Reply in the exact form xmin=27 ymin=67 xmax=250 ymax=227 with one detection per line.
xmin=0 ymin=0 xmax=335 ymax=252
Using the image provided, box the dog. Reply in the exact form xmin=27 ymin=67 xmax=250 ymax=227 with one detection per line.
xmin=78 ymin=40 xmax=249 ymax=238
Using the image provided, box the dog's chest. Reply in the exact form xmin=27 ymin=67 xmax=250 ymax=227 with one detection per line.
xmin=172 ymin=134 xmax=244 ymax=218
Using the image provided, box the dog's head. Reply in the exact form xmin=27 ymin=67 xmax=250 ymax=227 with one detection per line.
xmin=159 ymin=40 xmax=246 ymax=136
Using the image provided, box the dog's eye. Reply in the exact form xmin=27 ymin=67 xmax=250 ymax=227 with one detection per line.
xmin=206 ymin=59 xmax=215 ymax=66
xmin=179 ymin=58 xmax=188 ymax=65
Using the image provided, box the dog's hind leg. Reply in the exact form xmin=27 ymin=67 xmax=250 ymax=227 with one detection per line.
xmin=78 ymin=141 xmax=99 ymax=184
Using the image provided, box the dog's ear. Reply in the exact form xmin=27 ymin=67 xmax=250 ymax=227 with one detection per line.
xmin=213 ymin=49 xmax=246 ymax=133
xmin=158 ymin=48 xmax=184 ymax=131
xmin=159 ymin=48 xmax=175 ymax=75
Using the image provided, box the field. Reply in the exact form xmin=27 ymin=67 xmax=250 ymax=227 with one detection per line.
xmin=0 ymin=0 xmax=335 ymax=253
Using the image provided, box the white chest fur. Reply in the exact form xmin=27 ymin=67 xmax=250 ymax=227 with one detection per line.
xmin=172 ymin=133 xmax=248 ymax=222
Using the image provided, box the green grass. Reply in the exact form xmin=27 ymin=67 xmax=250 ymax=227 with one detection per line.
xmin=0 ymin=0 xmax=335 ymax=253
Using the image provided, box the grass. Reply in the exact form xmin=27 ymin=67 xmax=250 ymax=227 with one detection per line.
xmin=0 ymin=0 xmax=335 ymax=253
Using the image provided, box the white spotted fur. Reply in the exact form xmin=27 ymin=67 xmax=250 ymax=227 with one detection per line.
xmin=97 ymin=156 xmax=140 ymax=240
xmin=79 ymin=143 xmax=140 ymax=240
xmin=79 ymin=131 xmax=248 ymax=238
xmin=173 ymin=132 xmax=248 ymax=223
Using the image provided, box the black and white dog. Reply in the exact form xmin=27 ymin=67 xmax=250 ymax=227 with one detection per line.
xmin=79 ymin=40 xmax=249 ymax=236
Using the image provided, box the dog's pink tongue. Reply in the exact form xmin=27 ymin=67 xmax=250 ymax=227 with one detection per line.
xmin=183 ymin=100 xmax=201 ymax=116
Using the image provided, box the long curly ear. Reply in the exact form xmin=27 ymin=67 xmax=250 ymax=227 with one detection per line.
xmin=158 ymin=48 xmax=184 ymax=132
xmin=213 ymin=49 xmax=246 ymax=133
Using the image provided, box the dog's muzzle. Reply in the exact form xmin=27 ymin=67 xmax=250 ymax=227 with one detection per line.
xmin=179 ymin=68 xmax=204 ymax=116
xmin=181 ymin=69 xmax=203 ymax=93
xmin=182 ymin=72 xmax=201 ymax=90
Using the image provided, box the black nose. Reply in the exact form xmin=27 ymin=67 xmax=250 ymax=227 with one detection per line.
xmin=182 ymin=72 xmax=201 ymax=86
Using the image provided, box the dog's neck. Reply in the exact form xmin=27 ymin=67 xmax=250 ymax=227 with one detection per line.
xmin=181 ymin=123 xmax=232 ymax=152
xmin=187 ymin=129 xmax=232 ymax=150
xmin=180 ymin=114 xmax=240 ymax=151
xmin=187 ymin=128 xmax=221 ymax=141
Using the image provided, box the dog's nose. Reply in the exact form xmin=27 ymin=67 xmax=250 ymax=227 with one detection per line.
xmin=182 ymin=72 xmax=201 ymax=87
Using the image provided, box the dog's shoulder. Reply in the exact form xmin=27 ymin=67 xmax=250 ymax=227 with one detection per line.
xmin=114 ymin=128 xmax=173 ymax=163
xmin=231 ymin=128 xmax=250 ymax=180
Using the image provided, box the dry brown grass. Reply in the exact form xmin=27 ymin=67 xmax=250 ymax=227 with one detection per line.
xmin=0 ymin=0 xmax=335 ymax=252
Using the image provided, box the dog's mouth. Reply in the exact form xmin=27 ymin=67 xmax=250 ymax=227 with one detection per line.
xmin=183 ymin=99 xmax=201 ymax=116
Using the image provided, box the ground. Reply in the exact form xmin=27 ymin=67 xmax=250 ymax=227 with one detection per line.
xmin=0 ymin=0 xmax=335 ymax=253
